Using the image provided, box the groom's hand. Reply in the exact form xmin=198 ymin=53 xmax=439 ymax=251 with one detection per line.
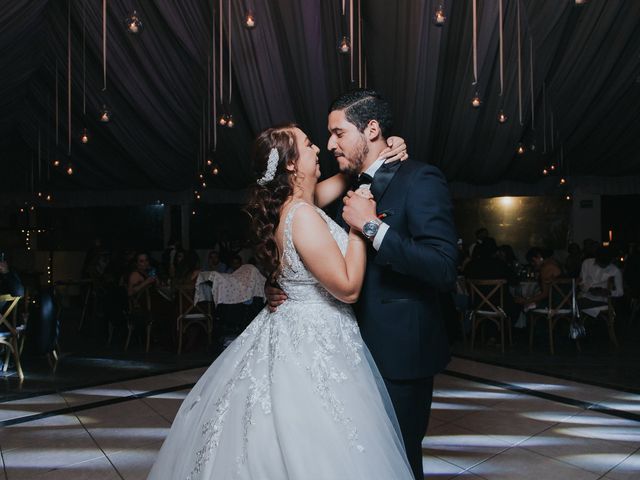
xmin=265 ymin=284 xmax=287 ymax=312
xmin=343 ymin=190 xmax=377 ymax=232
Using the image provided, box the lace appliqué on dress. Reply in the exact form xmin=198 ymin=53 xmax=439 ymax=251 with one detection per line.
xmin=187 ymin=201 xmax=365 ymax=479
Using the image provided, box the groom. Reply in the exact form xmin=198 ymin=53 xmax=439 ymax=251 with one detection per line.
xmin=267 ymin=89 xmax=457 ymax=479
xmin=330 ymin=89 xmax=457 ymax=479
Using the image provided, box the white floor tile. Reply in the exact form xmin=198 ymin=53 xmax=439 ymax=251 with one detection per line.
xmin=0 ymin=394 xmax=68 ymax=423
xmin=78 ymin=400 xmax=171 ymax=455
xmin=139 ymin=390 xmax=189 ymax=423
xmin=33 ymin=456 xmax=120 ymax=480
xmin=60 ymin=383 xmax=135 ymax=408
xmin=422 ymin=454 xmax=465 ymax=479
xmin=605 ymin=448 xmax=640 ymax=480
xmin=423 ymin=423 xmax=510 ymax=470
xmin=466 ymin=446 xmax=601 ymax=480
xmin=106 ymin=441 xmax=163 ymax=480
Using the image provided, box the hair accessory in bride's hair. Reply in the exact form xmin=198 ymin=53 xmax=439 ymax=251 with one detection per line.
xmin=257 ymin=147 xmax=279 ymax=185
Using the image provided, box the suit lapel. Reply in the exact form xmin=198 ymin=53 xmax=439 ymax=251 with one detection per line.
xmin=371 ymin=160 xmax=402 ymax=203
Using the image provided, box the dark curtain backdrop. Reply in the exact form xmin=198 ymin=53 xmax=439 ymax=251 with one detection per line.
xmin=2 ymin=0 xmax=640 ymax=202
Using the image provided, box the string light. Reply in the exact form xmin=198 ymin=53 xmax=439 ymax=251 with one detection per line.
xmin=516 ymin=143 xmax=525 ymax=155
xmin=542 ymin=168 xmax=549 ymax=175
xmin=52 ymin=158 xmax=61 ymax=167
xmin=338 ymin=36 xmax=351 ymax=55
xmin=206 ymin=158 xmax=213 ymax=166
xmin=211 ymin=165 xmax=220 ymax=175
xmin=218 ymin=114 xmax=228 ymax=126
xmin=80 ymin=128 xmax=89 ymax=144
xmin=66 ymin=163 xmax=74 ymax=175
xmin=124 ymin=10 xmax=143 ymax=34
xmin=559 ymin=177 xmax=566 ymax=185
xmin=244 ymin=10 xmax=256 ymax=29
xmin=471 ymin=93 xmax=481 ymax=108
xmin=99 ymin=105 xmax=111 ymax=123
xmin=498 ymin=110 xmax=508 ymax=124
xmin=226 ymin=115 xmax=235 ymax=128
xmin=550 ymin=164 xmax=556 ymax=171
xmin=433 ymin=2 xmax=446 ymax=26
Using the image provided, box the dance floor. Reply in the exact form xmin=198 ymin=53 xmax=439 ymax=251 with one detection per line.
xmin=0 ymin=357 xmax=638 ymax=480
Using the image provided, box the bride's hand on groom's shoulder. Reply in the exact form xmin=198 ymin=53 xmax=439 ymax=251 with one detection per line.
xmin=381 ymin=136 xmax=409 ymax=163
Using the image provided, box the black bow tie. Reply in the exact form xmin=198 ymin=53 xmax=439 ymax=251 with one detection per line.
xmin=357 ymin=172 xmax=374 ymax=186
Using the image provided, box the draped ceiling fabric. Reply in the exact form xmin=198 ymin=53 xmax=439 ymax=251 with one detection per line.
xmin=2 ymin=0 xmax=640 ymax=205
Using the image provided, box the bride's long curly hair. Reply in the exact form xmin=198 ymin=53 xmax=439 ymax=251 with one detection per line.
xmin=245 ymin=124 xmax=300 ymax=279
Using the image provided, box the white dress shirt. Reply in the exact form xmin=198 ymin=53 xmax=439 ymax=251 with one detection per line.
xmin=357 ymin=158 xmax=390 ymax=251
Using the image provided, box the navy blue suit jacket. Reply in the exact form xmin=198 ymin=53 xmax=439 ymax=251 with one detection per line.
xmin=342 ymin=159 xmax=458 ymax=380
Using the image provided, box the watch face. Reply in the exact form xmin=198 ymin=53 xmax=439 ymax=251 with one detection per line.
xmin=363 ymin=221 xmax=379 ymax=238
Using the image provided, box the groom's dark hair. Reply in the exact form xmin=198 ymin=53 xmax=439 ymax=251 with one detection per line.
xmin=329 ymin=89 xmax=393 ymax=138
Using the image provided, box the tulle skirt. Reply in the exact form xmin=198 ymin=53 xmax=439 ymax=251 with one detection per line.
xmin=147 ymin=299 xmax=413 ymax=480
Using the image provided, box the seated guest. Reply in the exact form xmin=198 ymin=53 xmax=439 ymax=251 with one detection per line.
xmin=514 ymin=247 xmax=562 ymax=308
xmin=174 ymin=250 xmax=201 ymax=285
xmin=464 ymin=238 xmax=521 ymax=323
xmin=228 ymin=254 xmax=243 ymax=272
xmin=578 ymin=246 xmax=623 ymax=310
xmin=468 ymin=227 xmax=489 ymax=258
xmin=205 ymin=250 xmax=229 ymax=273
xmin=127 ymin=252 xmax=157 ymax=297
xmin=496 ymin=244 xmax=520 ymax=279
xmin=0 ymin=255 xmax=24 ymax=310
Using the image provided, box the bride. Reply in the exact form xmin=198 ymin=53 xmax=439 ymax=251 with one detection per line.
xmin=147 ymin=125 xmax=413 ymax=479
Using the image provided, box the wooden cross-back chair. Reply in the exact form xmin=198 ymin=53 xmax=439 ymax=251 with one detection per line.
xmin=528 ymin=278 xmax=580 ymax=354
xmin=0 ymin=294 xmax=25 ymax=381
xmin=125 ymin=286 xmax=153 ymax=352
xmin=176 ymin=285 xmax=213 ymax=354
xmin=466 ymin=279 xmax=512 ymax=353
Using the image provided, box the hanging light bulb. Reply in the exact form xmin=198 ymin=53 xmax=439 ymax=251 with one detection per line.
xmin=66 ymin=163 xmax=74 ymax=175
xmin=516 ymin=143 xmax=525 ymax=155
xmin=542 ymin=168 xmax=549 ymax=175
xmin=575 ymin=0 xmax=587 ymax=5
xmin=19 ymin=208 xmax=25 ymax=213
xmin=471 ymin=92 xmax=481 ymax=108
xmin=124 ymin=10 xmax=143 ymax=34
xmin=550 ymin=164 xmax=556 ymax=171
xmin=195 ymin=193 xmax=201 ymax=200
xmin=226 ymin=115 xmax=235 ymax=128
xmin=433 ymin=2 xmax=446 ymax=26
xmin=37 ymin=192 xmax=43 ymax=198
xmin=52 ymin=158 xmax=61 ymax=167
xmin=46 ymin=194 xmax=52 ymax=202
xmin=218 ymin=114 xmax=228 ymax=126
xmin=29 ymin=205 xmax=35 ymax=212
xmin=206 ymin=158 xmax=213 ymax=166
xmin=198 ymin=173 xmax=204 ymax=180
xmin=201 ymin=181 xmax=207 ymax=188
xmin=559 ymin=177 xmax=566 ymax=185
xmin=99 ymin=105 xmax=111 ymax=123
xmin=497 ymin=110 xmax=508 ymax=124
xmin=338 ymin=36 xmax=351 ymax=55
xmin=566 ymin=194 xmax=572 ymax=201
xmin=191 ymin=209 xmax=196 ymax=215
xmin=80 ymin=128 xmax=89 ymax=144
xmin=244 ymin=10 xmax=256 ymax=29
xmin=211 ymin=165 xmax=220 ymax=175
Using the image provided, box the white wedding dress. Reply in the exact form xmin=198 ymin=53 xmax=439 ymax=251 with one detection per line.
xmin=148 ymin=202 xmax=413 ymax=480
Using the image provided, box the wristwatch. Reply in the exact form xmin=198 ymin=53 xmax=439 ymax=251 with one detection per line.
xmin=362 ymin=218 xmax=382 ymax=240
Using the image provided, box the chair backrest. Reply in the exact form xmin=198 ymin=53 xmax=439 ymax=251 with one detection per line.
xmin=466 ymin=279 xmax=506 ymax=314
xmin=547 ymin=278 xmax=576 ymax=313
xmin=0 ymin=294 xmax=22 ymax=334
xmin=177 ymin=285 xmax=210 ymax=317
xmin=128 ymin=286 xmax=151 ymax=313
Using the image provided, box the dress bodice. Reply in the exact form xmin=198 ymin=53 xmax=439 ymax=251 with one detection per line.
xmin=277 ymin=202 xmax=348 ymax=304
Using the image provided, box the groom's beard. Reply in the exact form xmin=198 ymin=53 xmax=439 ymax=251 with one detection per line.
xmin=337 ymin=137 xmax=368 ymax=175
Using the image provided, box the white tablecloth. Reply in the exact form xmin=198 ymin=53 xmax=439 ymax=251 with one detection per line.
xmin=194 ymin=264 xmax=266 ymax=305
